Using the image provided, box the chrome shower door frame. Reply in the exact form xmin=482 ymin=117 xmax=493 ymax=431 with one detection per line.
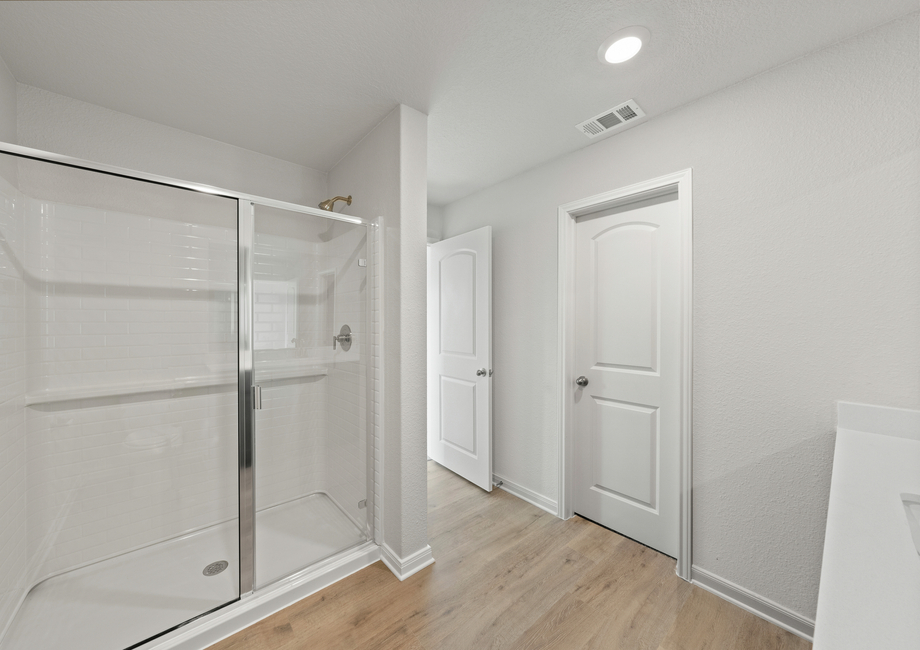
xmin=237 ymin=200 xmax=255 ymax=596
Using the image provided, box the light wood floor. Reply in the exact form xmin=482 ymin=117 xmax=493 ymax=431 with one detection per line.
xmin=209 ymin=462 xmax=811 ymax=650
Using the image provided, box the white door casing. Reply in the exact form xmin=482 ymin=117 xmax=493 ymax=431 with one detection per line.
xmin=427 ymin=227 xmax=492 ymax=491
xmin=558 ymin=170 xmax=692 ymax=579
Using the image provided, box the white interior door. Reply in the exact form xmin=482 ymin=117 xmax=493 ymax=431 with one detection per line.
xmin=427 ymin=227 xmax=492 ymax=491
xmin=573 ymin=192 xmax=680 ymax=556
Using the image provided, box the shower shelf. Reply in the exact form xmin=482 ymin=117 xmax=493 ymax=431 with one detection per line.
xmin=24 ymin=362 xmax=329 ymax=406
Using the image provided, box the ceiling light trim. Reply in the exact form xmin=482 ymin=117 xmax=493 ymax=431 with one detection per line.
xmin=598 ymin=26 xmax=651 ymax=64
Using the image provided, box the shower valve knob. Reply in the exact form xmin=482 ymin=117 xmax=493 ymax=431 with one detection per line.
xmin=332 ymin=324 xmax=353 ymax=351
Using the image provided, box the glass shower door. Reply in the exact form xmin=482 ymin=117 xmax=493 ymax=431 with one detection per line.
xmin=250 ymin=203 xmax=369 ymax=589
xmin=0 ymin=152 xmax=241 ymax=650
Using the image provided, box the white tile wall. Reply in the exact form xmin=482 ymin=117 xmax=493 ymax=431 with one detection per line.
xmin=252 ymin=228 xmax=328 ymax=510
xmin=324 ymin=225 xmax=368 ymax=529
xmin=0 ymin=173 xmax=28 ymax=637
xmin=23 ymin=190 xmax=240 ymax=581
xmin=250 ymin=210 xmax=370 ymax=543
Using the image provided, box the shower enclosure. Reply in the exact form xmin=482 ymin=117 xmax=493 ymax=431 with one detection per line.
xmin=0 ymin=145 xmax=376 ymax=650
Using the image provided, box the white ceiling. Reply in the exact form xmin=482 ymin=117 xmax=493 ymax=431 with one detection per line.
xmin=0 ymin=1 xmax=914 ymax=205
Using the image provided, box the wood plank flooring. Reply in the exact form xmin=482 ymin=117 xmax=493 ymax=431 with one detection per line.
xmin=209 ymin=462 xmax=811 ymax=650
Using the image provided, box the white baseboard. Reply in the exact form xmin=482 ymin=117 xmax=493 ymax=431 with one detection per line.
xmin=380 ymin=543 xmax=435 ymax=581
xmin=146 ymin=542 xmax=380 ymax=650
xmin=493 ymin=474 xmax=558 ymax=515
xmin=691 ymin=566 xmax=815 ymax=642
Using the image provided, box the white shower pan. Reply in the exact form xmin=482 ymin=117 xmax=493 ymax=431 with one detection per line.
xmin=1 ymin=494 xmax=365 ymax=650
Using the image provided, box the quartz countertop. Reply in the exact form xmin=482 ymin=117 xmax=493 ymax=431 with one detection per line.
xmin=813 ymin=402 xmax=920 ymax=649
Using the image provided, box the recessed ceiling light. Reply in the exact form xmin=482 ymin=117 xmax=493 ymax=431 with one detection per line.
xmin=598 ymin=26 xmax=650 ymax=64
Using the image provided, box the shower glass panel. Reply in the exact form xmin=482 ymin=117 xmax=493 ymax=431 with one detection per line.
xmin=0 ymin=153 xmax=240 ymax=650
xmin=252 ymin=204 xmax=369 ymax=589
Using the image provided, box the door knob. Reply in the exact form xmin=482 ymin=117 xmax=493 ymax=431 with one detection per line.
xmin=575 ymin=376 xmax=589 ymax=387
xmin=476 ymin=368 xmax=487 ymax=377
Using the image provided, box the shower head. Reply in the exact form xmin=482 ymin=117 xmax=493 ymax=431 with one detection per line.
xmin=318 ymin=195 xmax=352 ymax=212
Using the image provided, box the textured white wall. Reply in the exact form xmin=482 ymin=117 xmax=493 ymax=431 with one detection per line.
xmin=426 ymin=203 xmax=443 ymax=242
xmin=328 ymin=104 xmax=429 ymax=560
xmin=397 ymin=105 xmax=430 ymax=559
xmin=16 ymin=85 xmax=328 ymax=207
xmin=440 ymin=14 xmax=920 ymax=619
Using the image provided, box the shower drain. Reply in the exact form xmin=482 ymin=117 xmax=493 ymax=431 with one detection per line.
xmin=202 ymin=560 xmax=229 ymax=577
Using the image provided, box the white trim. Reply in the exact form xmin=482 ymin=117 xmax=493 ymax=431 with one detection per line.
xmin=691 ymin=566 xmax=815 ymax=642
xmin=557 ymin=169 xmax=693 ymax=581
xmin=493 ymin=474 xmax=557 ymax=515
xmin=144 ymin=542 xmax=380 ymax=650
xmin=380 ymin=543 xmax=435 ymax=581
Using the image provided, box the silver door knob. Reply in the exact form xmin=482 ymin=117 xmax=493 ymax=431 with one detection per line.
xmin=575 ymin=376 xmax=589 ymax=387
xmin=476 ymin=368 xmax=487 ymax=377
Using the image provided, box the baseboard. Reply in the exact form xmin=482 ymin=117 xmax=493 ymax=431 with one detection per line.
xmin=493 ymin=474 xmax=558 ymax=515
xmin=691 ymin=566 xmax=814 ymax=642
xmin=380 ymin=543 xmax=435 ymax=581
xmin=146 ymin=542 xmax=380 ymax=650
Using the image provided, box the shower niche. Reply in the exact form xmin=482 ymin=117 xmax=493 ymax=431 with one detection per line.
xmin=0 ymin=148 xmax=376 ymax=650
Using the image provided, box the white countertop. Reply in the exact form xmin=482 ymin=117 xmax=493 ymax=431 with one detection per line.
xmin=813 ymin=402 xmax=920 ymax=650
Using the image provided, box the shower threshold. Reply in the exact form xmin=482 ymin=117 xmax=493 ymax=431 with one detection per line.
xmin=1 ymin=493 xmax=365 ymax=650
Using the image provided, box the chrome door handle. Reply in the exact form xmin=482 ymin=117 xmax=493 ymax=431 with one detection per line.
xmin=476 ymin=368 xmax=487 ymax=377
xmin=575 ymin=376 xmax=588 ymax=387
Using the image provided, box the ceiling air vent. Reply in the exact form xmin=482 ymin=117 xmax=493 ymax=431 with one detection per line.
xmin=576 ymin=100 xmax=646 ymax=139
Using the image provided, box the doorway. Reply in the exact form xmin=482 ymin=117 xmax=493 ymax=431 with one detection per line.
xmin=557 ymin=169 xmax=693 ymax=579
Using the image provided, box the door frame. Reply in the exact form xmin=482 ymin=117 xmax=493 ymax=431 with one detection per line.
xmin=557 ymin=169 xmax=693 ymax=580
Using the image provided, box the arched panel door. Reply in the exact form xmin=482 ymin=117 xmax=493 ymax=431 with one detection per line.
xmin=427 ymin=227 xmax=492 ymax=491
xmin=573 ymin=194 xmax=681 ymax=557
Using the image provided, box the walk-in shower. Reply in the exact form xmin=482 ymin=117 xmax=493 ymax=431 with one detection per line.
xmin=0 ymin=145 xmax=377 ymax=650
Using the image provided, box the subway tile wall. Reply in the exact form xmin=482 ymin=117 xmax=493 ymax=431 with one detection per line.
xmin=22 ymin=189 xmax=241 ymax=581
xmin=0 ymin=175 xmax=28 ymax=638
xmin=252 ymin=225 xmax=328 ymax=510
xmin=324 ymin=224 xmax=368 ymax=529
xmin=251 ymin=214 xmax=368 ymax=527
